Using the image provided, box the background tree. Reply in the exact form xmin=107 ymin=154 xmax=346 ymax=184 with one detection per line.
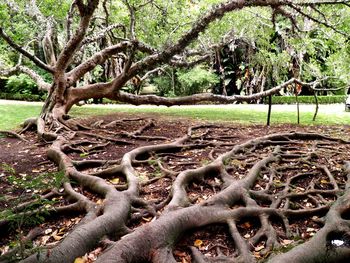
xmin=1 ymin=0 xmax=349 ymax=139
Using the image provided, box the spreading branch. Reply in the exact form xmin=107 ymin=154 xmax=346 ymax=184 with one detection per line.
xmin=0 ymin=65 xmax=51 ymax=91
xmin=0 ymin=28 xmax=54 ymax=73
xmin=114 ymin=78 xmax=302 ymax=106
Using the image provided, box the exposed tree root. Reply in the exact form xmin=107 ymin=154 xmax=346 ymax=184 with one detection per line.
xmin=3 ymin=118 xmax=350 ymax=263
xmin=0 ymin=130 xmax=28 ymax=142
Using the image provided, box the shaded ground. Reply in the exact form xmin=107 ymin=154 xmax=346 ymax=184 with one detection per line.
xmin=1 ymin=113 xmax=350 ymax=262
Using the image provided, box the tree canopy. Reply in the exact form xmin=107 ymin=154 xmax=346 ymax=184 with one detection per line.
xmin=1 ymin=1 xmax=349 ymax=115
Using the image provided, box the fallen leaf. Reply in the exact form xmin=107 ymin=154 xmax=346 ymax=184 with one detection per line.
xmin=0 ymin=246 xmax=9 ymax=254
xmin=110 ymin=178 xmax=120 ymax=184
xmin=194 ymin=239 xmax=203 ymax=248
xmin=306 ymin=227 xmax=315 ymax=232
xmin=255 ymin=245 xmax=264 ymax=252
xmin=44 ymin=228 xmax=53 ymax=235
xmin=253 ymin=252 xmax=262 ymax=258
xmin=74 ymin=257 xmax=86 ymax=263
xmin=296 ymin=187 xmax=305 ymax=192
xmin=281 ymin=239 xmax=293 ymax=246
xmin=53 ymin=235 xmax=63 ymax=241
xmin=214 ymin=177 xmax=221 ymax=184
xmin=40 ymin=235 xmax=51 ymax=245
xmin=320 ymin=179 xmax=328 ymax=184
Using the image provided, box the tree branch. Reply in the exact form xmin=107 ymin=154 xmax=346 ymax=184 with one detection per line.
xmin=169 ymin=54 xmax=211 ymax=68
xmin=66 ymin=41 xmax=133 ymax=86
xmin=119 ymin=0 xmax=347 ymax=88
xmin=140 ymin=67 xmax=168 ymax=82
xmin=81 ymin=24 xmax=127 ymax=46
xmin=115 ymin=78 xmax=298 ymax=106
xmin=124 ymin=0 xmax=136 ymax=40
xmin=0 ymin=65 xmax=51 ymax=91
xmin=66 ymin=1 xmax=77 ymax=42
xmin=55 ymin=0 xmax=99 ymax=72
xmin=0 ymin=28 xmax=54 ymax=73
xmin=288 ymin=2 xmax=349 ymax=36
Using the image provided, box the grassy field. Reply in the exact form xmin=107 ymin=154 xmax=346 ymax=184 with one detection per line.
xmin=74 ymin=103 xmax=350 ymax=126
xmin=1 ymin=102 xmax=350 ymax=130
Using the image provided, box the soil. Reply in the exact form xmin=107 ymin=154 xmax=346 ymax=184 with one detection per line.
xmin=1 ymin=113 xmax=350 ymax=262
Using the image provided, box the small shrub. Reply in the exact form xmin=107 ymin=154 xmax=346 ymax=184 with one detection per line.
xmin=264 ymin=95 xmax=347 ymax=104
xmin=5 ymin=74 xmax=39 ymax=95
xmin=177 ymin=66 xmax=219 ymax=96
xmin=0 ymin=163 xmax=65 ymax=260
xmin=0 ymin=92 xmax=44 ymax=101
xmin=153 ymin=75 xmax=173 ymax=96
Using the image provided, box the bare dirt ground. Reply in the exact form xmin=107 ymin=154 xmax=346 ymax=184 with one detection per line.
xmin=1 ymin=113 xmax=350 ymax=262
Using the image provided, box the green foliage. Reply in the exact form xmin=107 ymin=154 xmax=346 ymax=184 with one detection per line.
xmin=177 ymin=66 xmax=219 ymax=95
xmin=4 ymin=170 xmax=65 ymax=193
xmin=0 ymin=42 xmax=14 ymax=68
xmin=3 ymin=199 xmax=54 ymax=230
xmin=4 ymin=74 xmax=41 ymax=95
xmin=253 ymin=50 xmax=291 ymax=84
xmin=39 ymin=0 xmax=71 ymax=19
xmin=153 ymin=75 xmax=174 ymax=97
xmin=1 ymin=162 xmax=16 ymax=174
xmin=0 ymin=3 xmax=10 ymax=22
xmin=0 ymin=163 xmax=66 ymax=260
xmin=0 ymin=93 xmax=45 ymax=101
xmin=0 ymin=104 xmax=42 ymax=130
xmin=265 ymin=95 xmax=347 ymax=105
xmin=153 ymin=66 xmax=219 ymax=97
xmin=0 ymin=0 xmax=349 ymax=106
xmin=136 ymin=0 xmax=199 ymax=49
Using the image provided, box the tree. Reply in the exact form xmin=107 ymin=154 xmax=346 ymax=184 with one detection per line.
xmin=1 ymin=0 xmax=350 ymax=262
xmin=1 ymin=0 xmax=348 ymax=138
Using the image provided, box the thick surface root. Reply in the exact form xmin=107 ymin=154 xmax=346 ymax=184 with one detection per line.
xmin=1 ymin=116 xmax=350 ymax=263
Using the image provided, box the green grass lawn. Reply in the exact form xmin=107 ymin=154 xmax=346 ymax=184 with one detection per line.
xmin=0 ymin=104 xmax=43 ymax=130
xmin=73 ymin=104 xmax=350 ymax=126
xmin=1 ymin=103 xmax=349 ymax=130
